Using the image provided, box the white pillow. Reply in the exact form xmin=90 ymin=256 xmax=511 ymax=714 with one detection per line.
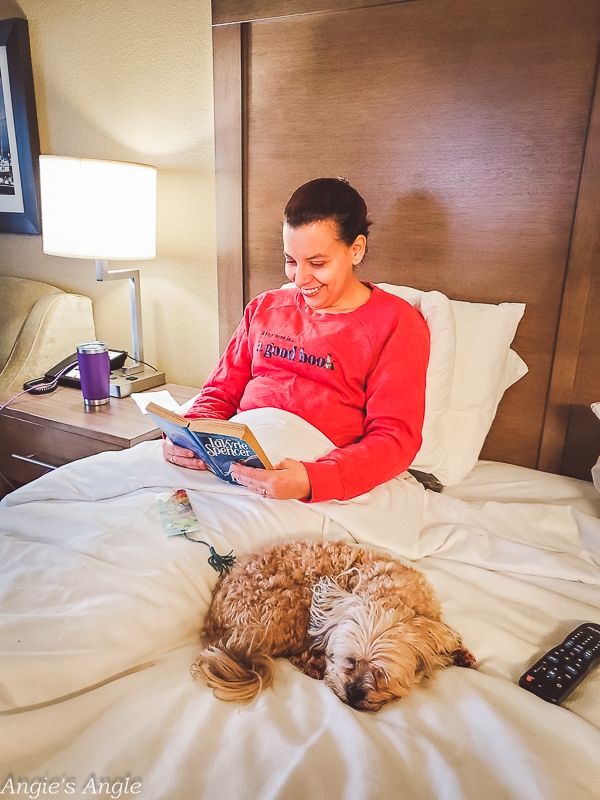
xmin=375 ymin=284 xmax=456 ymax=474
xmin=377 ymin=286 xmax=527 ymax=485
xmin=438 ymin=300 xmax=526 ymax=484
xmin=502 ymin=348 xmax=529 ymax=395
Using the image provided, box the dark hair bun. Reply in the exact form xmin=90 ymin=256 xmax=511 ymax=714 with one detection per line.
xmin=284 ymin=177 xmax=372 ymax=247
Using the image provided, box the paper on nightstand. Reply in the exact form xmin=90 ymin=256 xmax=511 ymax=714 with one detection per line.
xmin=131 ymin=390 xmax=182 ymax=415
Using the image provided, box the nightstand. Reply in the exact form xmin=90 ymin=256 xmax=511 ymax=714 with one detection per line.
xmin=0 ymin=383 xmax=198 ymax=497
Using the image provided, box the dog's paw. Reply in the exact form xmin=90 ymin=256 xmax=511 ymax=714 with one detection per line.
xmin=290 ymin=652 xmax=327 ymax=681
xmin=451 ymin=647 xmax=477 ymax=669
xmin=304 ymin=654 xmax=326 ymax=681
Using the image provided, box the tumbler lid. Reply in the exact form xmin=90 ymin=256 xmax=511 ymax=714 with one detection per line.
xmin=76 ymin=341 xmax=109 ymax=355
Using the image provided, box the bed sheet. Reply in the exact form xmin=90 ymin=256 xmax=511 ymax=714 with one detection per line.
xmin=446 ymin=459 xmax=600 ymax=515
xmin=1 ymin=416 xmax=600 ymax=800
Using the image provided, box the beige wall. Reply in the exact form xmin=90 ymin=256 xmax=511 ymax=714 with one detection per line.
xmin=0 ymin=0 xmax=219 ymax=388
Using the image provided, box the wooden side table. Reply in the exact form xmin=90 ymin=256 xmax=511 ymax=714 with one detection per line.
xmin=0 ymin=383 xmax=198 ymax=496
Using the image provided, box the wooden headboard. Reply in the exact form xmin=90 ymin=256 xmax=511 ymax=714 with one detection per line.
xmin=211 ymin=0 xmax=600 ymax=481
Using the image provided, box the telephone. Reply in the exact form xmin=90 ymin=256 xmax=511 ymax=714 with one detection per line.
xmin=23 ymin=350 xmax=128 ymax=394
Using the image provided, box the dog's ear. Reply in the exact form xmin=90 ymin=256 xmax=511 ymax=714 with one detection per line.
xmin=309 ymin=577 xmax=357 ymax=649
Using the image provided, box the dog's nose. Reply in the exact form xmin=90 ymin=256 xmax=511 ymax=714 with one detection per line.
xmin=345 ymin=682 xmax=367 ymax=708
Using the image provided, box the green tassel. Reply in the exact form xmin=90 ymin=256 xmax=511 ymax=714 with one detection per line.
xmin=182 ymin=533 xmax=236 ymax=576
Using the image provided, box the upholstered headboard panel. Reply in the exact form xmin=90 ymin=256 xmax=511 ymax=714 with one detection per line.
xmin=211 ymin=0 xmax=600 ymax=480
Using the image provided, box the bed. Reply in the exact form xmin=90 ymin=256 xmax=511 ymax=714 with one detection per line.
xmin=1 ymin=282 xmax=600 ymax=799
xmin=2 ymin=0 xmax=600 ymax=797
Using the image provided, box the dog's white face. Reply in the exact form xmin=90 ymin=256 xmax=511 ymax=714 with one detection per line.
xmin=309 ymin=578 xmax=457 ymax=711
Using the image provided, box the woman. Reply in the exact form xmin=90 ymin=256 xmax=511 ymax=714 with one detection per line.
xmin=163 ymin=178 xmax=430 ymax=502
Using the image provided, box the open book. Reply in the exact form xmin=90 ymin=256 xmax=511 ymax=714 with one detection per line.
xmin=146 ymin=402 xmax=273 ymax=485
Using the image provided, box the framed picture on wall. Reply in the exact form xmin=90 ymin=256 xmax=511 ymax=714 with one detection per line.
xmin=0 ymin=17 xmax=41 ymax=234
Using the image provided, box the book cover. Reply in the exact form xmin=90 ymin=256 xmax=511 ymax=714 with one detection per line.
xmin=146 ymin=402 xmax=273 ymax=485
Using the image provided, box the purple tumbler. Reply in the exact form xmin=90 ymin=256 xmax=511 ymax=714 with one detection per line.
xmin=77 ymin=341 xmax=111 ymax=407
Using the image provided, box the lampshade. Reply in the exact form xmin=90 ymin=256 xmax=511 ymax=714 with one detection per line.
xmin=39 ymin=156 xmax=157 ymax=260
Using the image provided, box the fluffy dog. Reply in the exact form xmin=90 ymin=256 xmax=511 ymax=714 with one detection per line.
xmin=191 ymin=539 xmax=475 ymax=711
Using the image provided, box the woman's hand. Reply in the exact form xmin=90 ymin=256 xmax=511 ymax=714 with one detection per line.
xmin=230 ymin=458 xmax=311 ymax=501
xmin=162 ymin=438 xmax=208 ymax=471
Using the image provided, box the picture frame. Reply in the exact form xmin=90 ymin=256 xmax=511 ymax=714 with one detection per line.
xmin=0 ymin=17 xmax=41 ymax=234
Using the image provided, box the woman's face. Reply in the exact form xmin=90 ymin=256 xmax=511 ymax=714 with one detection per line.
xmin=283 ymin=220 xmax=366 ymax=313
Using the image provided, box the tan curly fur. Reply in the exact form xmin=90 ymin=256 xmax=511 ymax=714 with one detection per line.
xmin=191 ymin=539 xmax=476 ymax=711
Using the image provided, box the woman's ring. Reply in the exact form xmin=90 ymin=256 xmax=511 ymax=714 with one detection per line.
xmin=261 ymin=488 xmax=267 ymax=498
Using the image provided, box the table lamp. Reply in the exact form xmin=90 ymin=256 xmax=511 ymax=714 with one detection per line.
xmin=39 ymin=155 xmax=165 ymax=396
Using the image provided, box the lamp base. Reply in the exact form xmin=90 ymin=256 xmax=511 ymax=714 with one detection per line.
xmin=109 ymin=366 xmax=166 ymax=397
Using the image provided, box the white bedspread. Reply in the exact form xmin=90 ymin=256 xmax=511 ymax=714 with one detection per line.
xmin=1 ymin=410 xmax=600 ymax=799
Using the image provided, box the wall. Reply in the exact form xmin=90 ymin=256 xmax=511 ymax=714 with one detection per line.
xmin=0 ymin=0 xmax=219 ymax=389
xmin=218 ymin=0 xmax=600 ymax=476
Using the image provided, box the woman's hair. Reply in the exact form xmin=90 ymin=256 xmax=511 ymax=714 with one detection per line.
xmin=283 ymin=177 xmax=372 ymax=248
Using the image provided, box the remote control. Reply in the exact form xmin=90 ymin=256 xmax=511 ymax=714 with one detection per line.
xmin=518 ymin=622 xmax=600 ymax=704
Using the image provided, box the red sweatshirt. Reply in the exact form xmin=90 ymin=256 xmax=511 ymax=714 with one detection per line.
xmin=185 ymin=284 xmax=430 ymax=502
